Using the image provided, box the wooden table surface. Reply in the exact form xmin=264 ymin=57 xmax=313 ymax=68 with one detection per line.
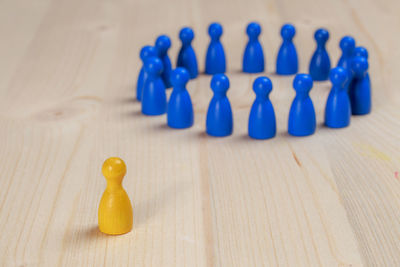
xmin=1 ymin=0 xmax=399 ymax=266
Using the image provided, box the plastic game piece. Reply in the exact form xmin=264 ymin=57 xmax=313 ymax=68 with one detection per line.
xmin=167 ymin=68 xmax=194 ymax=129
xmin=349 ymin=56 xmax=371 ymax=115
xmin=337 ymin=36 xmax=355 ymax=70
xmin=98 ymin=157 xmax=133 ymax=235
xmin=206 ymin=74 xmax=233 ymax=137
xmin=177 ymin=27 xmax=198 ymax=79
xmin=136 ymin=46 xmax=157 ymax=101
xmin=205 ymin=23 xmax=226 ymax=74
xmin=243 ymin=22 xmax=265 ymax=73
xmin=276 ymin=24 xmax=298 ymax=75
xmin=337 ymin=36 xmax=356 ymax=92
xmin=325 ymin=67 xmax=351 ymax=128
xmin=353 ymin=46 xmax=370 ymax=84
xmin=248 ymin=76 xmax=276 ymax=139
xmin=309 ymin=28 xmax=331 ymax=81
xmin=141 ymin=57 xmax=167 ymax=115
xmin=288 ymin=74 xmax=316 ymax=136
xmin=155 ymin=35 xmax=172 ymax=88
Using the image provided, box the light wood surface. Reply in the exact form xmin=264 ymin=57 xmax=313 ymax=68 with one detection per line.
xmin=0 ymin=0 xmax=399 ymax=266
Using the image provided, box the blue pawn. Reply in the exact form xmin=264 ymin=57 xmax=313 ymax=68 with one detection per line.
xmin=276 ymin=24 xmax=298 ymax=75
xmin=177 ymin=27 xmax=198 ymax=79
xmin=136 ymin=46 xmax=157 ymax=101
xmin=248 ymin=77 xmax=276 ymax=139
xmin=167 ymin=68 xmax=194 ymax=129
xmin=337 ymin=36 xmax=356 ymax=92
xmin=337 ymin=36 xmax=355 ymax=70
xmin=325 ymin=67 xmax=351 ymax=128
xmin=288 ymin=74 xmax=316 ymax=136
xmin=243 ymin=22 xmax=264 ymax=73
xmin=353 ymin=46 xmax=370 ymax=83
xmin=309 ymin=28 xmax=331 ymax=81
xmin=141 ymin=57 xmax=167 ymax=116
xmin=205 ymin=23 xmax=226 ymax=75
xmin=349 ymin=56 xmax=371 ymax=115
xmin=155 ymin=35 xmax=172 ymax=88
xmin=206 ymin=74 xmax=233 ymax=137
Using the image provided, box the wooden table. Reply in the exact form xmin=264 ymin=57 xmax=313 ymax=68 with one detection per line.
xmin=1 ymin=0 xmax=399 ymax=266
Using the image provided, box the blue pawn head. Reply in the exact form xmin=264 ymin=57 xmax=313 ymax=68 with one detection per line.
xmin=140 ymin=46 xmax=157 ymax=63
xmin=339 ymin=36 xmax=355 ymax=56
xmin=246 ymin=22 xmax=261 ymax=39
xmin=281 ymin=24 xmax=296 ymax=41
xmin=330 ymin=67 xmax=348 ymax=88
xmin=211 ymin=73 xmax=229 ymax=95
xmin=314 ymin=28 xmax=329 ymax=45
xmin=144 ymin=57 xmax=164 ymax=76
xmin=179 ymin=27 xmax=194 ymax=45
xmin=155 ymin=35 xmax=171 ymax=56
xmin=253 ymin=76 xmax=272 ymax=98
xmin=293 ymin=74 xmax=313 ymax=94
xmin=353 ymin=46 xmax=369 ymax=59
xmin=351 ymin=56 xmax=368 ymax=78
xmin=208 ymin=23 xmax=223 ymax=40
xmin=171 ymin=67 xmax=190 ymax=87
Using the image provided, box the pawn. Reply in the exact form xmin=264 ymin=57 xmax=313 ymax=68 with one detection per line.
xmin=276 ymin=24 xmax=298 ymax=75
xmin=325 ymin=67 xmax=351 ymax=128
xmin=248 ymin=77 xmax=276 ymax=139
xmin=206 ymin=74 xmax=233 ymax=137
xmin=349 ymin=56 xmax=371 ymax=115
xmin=337 ymin=36 xmax=356 ymax=92
xmin=177 ymin=27 xmax=198 ymax=79
xmin=98 ymin=157 xmax=133 ymax=235
xmin=155 ymin=35 xmax=172 ymax=88
xmin=167 ymin=68 xmax=194 ymax=129
xmin=353 ymin=46 xmax=370 ymax=83
xmin=136 ymin=46 xmax=157 ymax=101
xmin=243 ymin=22 xmax=265 ymax=73
xmin=288 ymin=74 xmax=316 ymax=136
xmin=337 ymin=36 xmax=355 ymax=70
xmin=141 ymin=57 xmax=167 ymax=115
xmin=205 ymin=23 xmax=226 ymax=74
xmin=309 ymin=28 xmax=331 ymax=81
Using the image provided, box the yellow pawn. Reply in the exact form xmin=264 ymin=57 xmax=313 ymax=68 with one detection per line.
xmin=98 ymin=157 xmax=133 ymax=235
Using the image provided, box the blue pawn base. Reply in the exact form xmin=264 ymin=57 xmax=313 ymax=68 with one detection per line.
xmin=288 ymin=129 xmax=315 ymax=137
xmin=142 ymin=110 xmax=166 ymax=116
xmin=206 ymin=130 xmax=232 ymax=137
xmin=325 ymin=122 xmax=350 ymax=129
xmin=249 ymin=133 xmax=275 ymax=140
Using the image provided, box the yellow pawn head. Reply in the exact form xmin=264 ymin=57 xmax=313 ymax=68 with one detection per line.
xmin=98 ymin=157 xmax=133 ymax=235
xmin=102 ymin=157 xmax=126 ymax=184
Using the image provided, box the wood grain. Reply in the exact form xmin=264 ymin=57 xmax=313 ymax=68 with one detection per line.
xmin=0 ymin=0 xmax=399 ymax=266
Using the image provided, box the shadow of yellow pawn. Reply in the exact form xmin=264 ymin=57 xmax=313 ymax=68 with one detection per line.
xmin=98 ymin=157 xmax=133 ymax=235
